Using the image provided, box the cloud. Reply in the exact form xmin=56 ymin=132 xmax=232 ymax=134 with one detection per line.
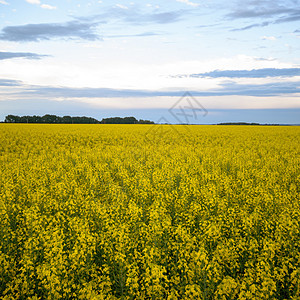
xmin=25 ymin=0 xmax=56 ymax=10
xmin=274 ymin=10 xmax=300 ymax=23
xmin=136 ymin=32 xmax=160 ymax=37
xmin=0 ymin=0 xmax=9 ymax=5
xmin=0 ymin=79 xmax=22 ymax=86
xmin=228 ymin=7 xmax=295 ymax=19
xmin=0 ymin=21 xmax=101 ymax=42
xmin=3 ymin=77 xmax=299 ymax=99
xmin=148 ymin=11 xmax=184 ymax=23
xmin=105 ymin=31 xmax=161 ymax=38
xmin=231 ymin=21 xmax=270 ymax=31
xmin=228 ymin=0 xmax=300 ymax=29
xmin=25 ymin=0 xmax=40 ymax=4
xmin=254 ymin=57 xmax=276 ymax=62
xmin=1 ymin=75 xmax=300 ymax=123
xmin=115 ymin=4 xmax=128 ymax=9
xmin=217 ymin=81 xmax=300 ymax=97
xmin=232 ymin=12 xmax=300 ymax=30
xmin=0 ymin=51 xmax=49 ymax=60
xmin=186 ymin=68 xmax=300 ymax=79
xmin=76 ymin=8 xmax=186 ymax=25
xmin=176 ymin=0 xmax=199 ymax=7
xmin=40 ymin=4 xmax=56 ymax=10
xmin=119 ymin=10 xmax=185 ymax=25
xmin=227 ymin=0 xmax=299 ymax=19
xmin=261 ymin=36 xmax=276 ymax=40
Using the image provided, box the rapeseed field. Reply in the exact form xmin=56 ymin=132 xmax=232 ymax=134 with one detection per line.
xmin=0 ymin=124 xmax=299 ymax=299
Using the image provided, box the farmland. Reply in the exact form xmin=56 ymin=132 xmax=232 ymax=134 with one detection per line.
xmin=0 ymin=124 xmax=299 ymax=299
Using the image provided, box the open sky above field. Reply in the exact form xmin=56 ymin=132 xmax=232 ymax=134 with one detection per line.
xmin=0 ymin=0 xmax=300 ymax=124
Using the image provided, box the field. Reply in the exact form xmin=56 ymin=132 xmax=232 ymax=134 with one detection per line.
xmin=0 ymin=124 xmax=299 ymax=299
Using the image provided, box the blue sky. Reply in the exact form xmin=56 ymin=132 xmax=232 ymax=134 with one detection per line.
xmin=0 ymin=0 xmax=299 ymax=124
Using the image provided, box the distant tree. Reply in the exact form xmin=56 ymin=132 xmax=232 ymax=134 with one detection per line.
xmin=4 ymin=114 xmax=153 ymax=124
xmin=71 ymin=116 xmax=100 ymax=124
xmin=33 ymin=115 xmax=43 ymax=123
xmin=101 ymin=116 xmax=138 ymax=124
xmin=62 ymin=116 xmax=73 ymax=124
xmin=217 ymin=122 xmax=260 ymax=126
xmin=41 ymin=114 xmax=59 ymax=124
xmin=123 ymin=117 xmax=137 ymax=124
xmin=138 ymin=119 xmax=155 ymax=124
xmin=5 ymin=115 xmax=19 ymax=123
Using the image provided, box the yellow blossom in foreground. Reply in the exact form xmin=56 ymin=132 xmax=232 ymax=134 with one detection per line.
xmin=0 ymin=124 xmax=299 ymax=299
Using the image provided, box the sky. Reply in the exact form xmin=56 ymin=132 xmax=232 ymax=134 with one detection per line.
xmin=0 ymin=0 xmax=300 ymax=124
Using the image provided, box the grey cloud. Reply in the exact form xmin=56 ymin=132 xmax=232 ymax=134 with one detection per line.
xmin=28 ymin=81 xmax=300 ymax=97
xmin=187 ymin=68 xmax=300 ymax=78
xmin=6 ymin=78 xmax=299 ymax=99
xmin=227 ymin=0 xmax=300 ymax=19
xmin=122 ymin=11 xmax=183 ymax=24
xmin=231 ymin=21 xmax=270 ymax=31
xmin=217 ymin=81 xmax=300 ymax=97
xmin=147 ymin=11 xmax=183 ymax=24
xmin=0 ymin=79 xmax=22 ymax=86
xmin=0 ymin=8 xmax=186 ymax=43
xmin=228 ymin=0 xmax=300 ymax=30
xmin=0 ymin=21 xmax=101 ymax=42
xmin=76 ymin=8 xmax=186 ymax=25
xmin=274 ymin=11 xmax=300 ymax=23
xmin=0 ymin=51 xmax=49 ymax=60
xmin=195 ymin=23 xmax=223 ymax=29
xmin=228 ymin=7 xmax=295 ymax=19
xmin=136 ymin=32 xmax=161 ymax=36
xmin=23 ymin=86 xmax=162 ymax=98
xmin=254 ymin=57 xmax=276 ymax=61
xmin=105 ymin=31 xmax=161 ymax=38
xmin=231 ymin=11 xmax=300 ymax=31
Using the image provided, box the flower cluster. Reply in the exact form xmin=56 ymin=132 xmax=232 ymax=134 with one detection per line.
xmin=0 ymin=124 xmax=299 ymax=299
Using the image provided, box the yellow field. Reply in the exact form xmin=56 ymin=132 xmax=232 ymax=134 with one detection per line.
xmin=0 ymin=124 xmax=299 ymax=299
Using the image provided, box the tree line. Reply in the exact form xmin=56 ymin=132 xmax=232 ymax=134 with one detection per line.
xmin=216 ymin=122 xmax=280 ymax=126
xmin=101 ymin=117 xmax=154 ymax=124
xmin=217 ymin=122 xmax=260 ymax=126
xmin=4 ymin=115 xmax=154 ymax=124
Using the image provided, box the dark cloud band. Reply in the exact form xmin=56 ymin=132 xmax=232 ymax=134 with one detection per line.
xmin=186 ymin=68 xmax=300 ymax=79
xmin=2 ymin=77 xmax=299 ymax=98
xmin=227 ymin=0 xmax=300 ymax=30
xmin=75 ymin=8 xmax=186 ymax=25
xmin=0 ymin=21 xmax=101 ymax=42
xmin=0 ymin=51 xmax=48 ymax=60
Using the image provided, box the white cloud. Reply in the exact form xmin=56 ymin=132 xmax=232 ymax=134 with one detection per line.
xmin=40 ymin=4 xmax=56 ymax=10
xmin=261 ymin=36 xmax=277 ymax=41
xmin=25 ymin=0 xmax=56 ymax=10
xmin=0 ymin=55 xmax=293 ymax=91
xmin=1 ymin=52 xmax=299 ymax=112
xmin=25 ymin=0 xmax=40 ymax=4
xmin=176 ymin=0 xmax=199 ymax=7
xmin=115 ymin=4 xmax=128 ymax=9
xmin=83 ymin=43 xmax=104 ymax=49
xmin=0 ymin=0 xmax=9 ymax=5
